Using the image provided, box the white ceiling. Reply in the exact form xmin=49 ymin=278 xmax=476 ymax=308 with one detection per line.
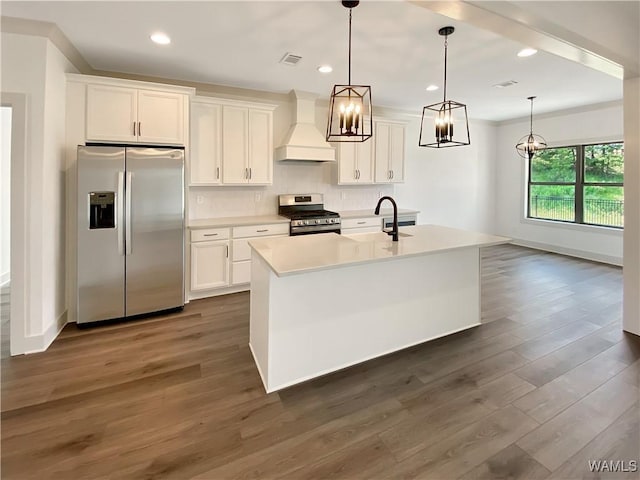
xmin=0 ymin=1 xmax=625 ymax=121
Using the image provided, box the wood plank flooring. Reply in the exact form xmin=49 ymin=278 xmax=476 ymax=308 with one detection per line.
xmin=1 ymin=244 xmax=638 ymax=479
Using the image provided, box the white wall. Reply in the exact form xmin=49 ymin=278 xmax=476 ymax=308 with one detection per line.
xmin=1 ymin=106 xmax=11 ymax=286
xmin=1 ymin=32 xmax=77 ymax=352
xmin=42 ymin=40 xmax=75 ymax=333
xmin=623 ymin=77 xmax=640 ymax=335
xmin=495 ymin=102 xmax=624 ymax=264
xmin=396 ymin=117 xmax=497 ymax=233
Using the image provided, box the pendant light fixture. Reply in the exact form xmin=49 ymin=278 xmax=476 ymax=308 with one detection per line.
xmin=419 ymin=26 xmax=470 ymax=148
xmin=515 ymin=96 xmax=547 ymax=160
xmin=326 ymin=0 xmax=372 ymax=142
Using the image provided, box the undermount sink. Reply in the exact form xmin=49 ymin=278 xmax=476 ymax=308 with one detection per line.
xmin=346 ymin=231 xmax=413 ymax=243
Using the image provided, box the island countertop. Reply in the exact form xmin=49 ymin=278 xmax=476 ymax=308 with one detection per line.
xmin=249 ymin=224 xmax=510 ymax=277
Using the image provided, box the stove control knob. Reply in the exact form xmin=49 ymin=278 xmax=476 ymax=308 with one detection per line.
xmin=304 ymin=220 xmax=309 ymax=225
xmin=315 ymin=219 xmax=320 ymax=224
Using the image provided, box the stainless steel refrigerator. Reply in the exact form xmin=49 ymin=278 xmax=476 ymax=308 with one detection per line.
xmin=77 ymin=146 xmax=184 ymax=325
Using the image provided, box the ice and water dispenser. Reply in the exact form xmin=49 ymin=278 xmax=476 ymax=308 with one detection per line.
xmin=89 ymin=192 xmax=115 ymax=229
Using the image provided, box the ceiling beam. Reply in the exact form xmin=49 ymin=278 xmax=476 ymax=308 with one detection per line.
xmin=408 ymin=0 xmax=629 ymax=79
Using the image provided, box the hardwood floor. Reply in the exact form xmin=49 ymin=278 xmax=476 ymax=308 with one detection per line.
xmin=1 ymin=245 xmax=638 ymax=479
xmin=1 ymin=283 xmax=9 ymax=359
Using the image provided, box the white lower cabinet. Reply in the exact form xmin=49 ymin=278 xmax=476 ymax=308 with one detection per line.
xmin=189 ymin=222 xmax=288 ymax=297
xmin=341 ymin=216 xmax=383 ymax=234
xmin=231 ymin=223 xmax=289 ymax=285
xmin=190 ymin=228 xmax=230 ymax=291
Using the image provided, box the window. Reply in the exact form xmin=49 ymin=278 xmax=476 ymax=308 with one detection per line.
xmin=528 ymin=142 xmax=624 ymax=228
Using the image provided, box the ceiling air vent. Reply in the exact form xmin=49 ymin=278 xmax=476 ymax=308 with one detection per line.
xmin=280 ymin=52 xmax=302 ymax=66
xmin=493 ymin=80 xmax=519 ymax=88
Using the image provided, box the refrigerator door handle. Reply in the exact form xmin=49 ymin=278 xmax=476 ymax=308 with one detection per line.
xmin=117 ymin=171 xmax=125 ymax=255
xmin=125 ymin=171 xmax=133 ymax=255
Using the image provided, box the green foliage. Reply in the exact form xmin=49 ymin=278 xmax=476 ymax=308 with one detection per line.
xmin=531 ymin=147 xmax=576 ymax=182
xmin=584 ymin=143 xmax=624 ymax=183
xmin=531 ymin=143 xmax=624 ymax=184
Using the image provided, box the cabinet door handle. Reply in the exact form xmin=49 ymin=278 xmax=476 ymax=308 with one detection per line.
xmin=354 ymin=170 xmax=358 ymax=180
xmin=133 ymin=122 xmax=136 ymax=136
xmin=244 ymin=168 xmax=248 ymax=179
xmin=203 ymin=233 xmax=218 ymax=237
xmin=388 ymin=170 xmax=391 ymax=179
xmin=138 ymin=122 xmax=141 ymax=137
xmin=256 ymin=229 xmax=268 ymax=233
xmin=225 ymin=245 xmax=229 ymax=258
xmin=249 ymin=167 xmax=252 ymax=180
xmin=357 ymin=169 xmax=360 ymax=179
xmin=391 ymin=170 xmax=394 ymax=179
xmin=357 ymin=221 xmax=366 ymax=225
xmin=216 ymin=167 xmax=220 ymax=179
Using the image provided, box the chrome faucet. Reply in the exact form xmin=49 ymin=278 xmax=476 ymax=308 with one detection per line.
xmin=375 ymin=196 xmax=398 ymax=241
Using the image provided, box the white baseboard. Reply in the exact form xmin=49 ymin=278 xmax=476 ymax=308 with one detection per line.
xmin=21 ymin=310 xmax=67 ymax=355
xmin=188 ymin=284 xmax=249 ymax=301
xmin=0 ymin=272 xmax=9 ymax=287
xmin=511 ymin=238 xmax=622 ymax=266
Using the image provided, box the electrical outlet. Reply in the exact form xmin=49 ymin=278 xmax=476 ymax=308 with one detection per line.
xmin=341 ymin=192 xmax=347 ymax=201
xmin=196 ymin=195 xmax=204 ymax=205
xmin=254 ymin=192 xmax=262 ymax=202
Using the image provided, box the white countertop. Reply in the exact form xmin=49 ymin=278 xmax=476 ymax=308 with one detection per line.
xmin=189 ymin=215 xmax=290 ymax=229
xmin=338 ymin=208 xmax=420 ymax=219
xmin=249 ymin=224 xmax=510 ymax=277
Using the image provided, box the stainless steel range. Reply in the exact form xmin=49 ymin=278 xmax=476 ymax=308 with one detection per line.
xmin=278 ymin=194 xmax=341 ymax=236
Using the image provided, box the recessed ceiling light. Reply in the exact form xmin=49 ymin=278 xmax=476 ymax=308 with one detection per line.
xmin=317 ymin=65 xmax=333 ymax=74
xmin=426 ymin=84 xmax=439 ymax=91
xmin=517 ymin=48 xmax=538 ymax=57
xmin=150 ymin=32 xmax=171 ymax=45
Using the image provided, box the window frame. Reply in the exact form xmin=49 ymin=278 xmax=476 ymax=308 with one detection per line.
xmin=527 ymin=141 xmax=624 ymax=229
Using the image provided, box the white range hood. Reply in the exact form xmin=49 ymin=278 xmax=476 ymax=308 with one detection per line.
xmin=275 ymin=90 xmax=336 ymax=162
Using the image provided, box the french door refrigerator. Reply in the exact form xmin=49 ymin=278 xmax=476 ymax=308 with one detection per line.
xmin=77 ymin=146 xmax=184 ymax=325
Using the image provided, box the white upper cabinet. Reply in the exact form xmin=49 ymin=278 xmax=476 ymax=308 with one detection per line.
xmin=86 ymin=85 xmax=138 ymax=143
xmin=83 ymin=77 xmax=191 ymax=145
xmin=374 ymin=120 xmax=406 ymax=184
xmin=337 ymin=139 xmax=374 ymax=184
xmin=190 ymin=101 xmax=222 ymax=185
xmin=247 ymin=109 xmax=272 ymax=184
xmin=222 ymin=105 xmax=250 ymax=184
xmin=222 ymin=105 xmax=274 ymax=185
xmin=136 ymin=90 xmax=185 ymax=144
xmin=190 ymin=97 xmax=275 ymax=186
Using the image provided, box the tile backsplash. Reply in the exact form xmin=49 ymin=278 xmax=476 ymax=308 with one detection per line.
xmin=188 ymin=161 xmax=394 ymax=219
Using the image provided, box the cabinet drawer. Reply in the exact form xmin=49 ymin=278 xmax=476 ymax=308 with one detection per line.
xmin=191 ymin=227 xmax=230 ymax=242
xmin=233 ymin=223 xmax=289 ymax=239
xmin=232 ymin=234 xmax=287 ymax=262
xmin=341 ymin=217 xmax=382 ymax=230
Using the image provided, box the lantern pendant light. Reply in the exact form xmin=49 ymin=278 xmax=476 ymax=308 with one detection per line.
xmin=515 ymin=96 xmax=547 ymax=161
xmin=419 ymin=26 xmax=470 ymax=148
xmin=326 ymin=0 xmax=373 ymax=143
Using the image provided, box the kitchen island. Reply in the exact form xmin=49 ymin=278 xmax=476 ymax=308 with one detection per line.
xmin=248 ymin=225 xmax=510 ymax=393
